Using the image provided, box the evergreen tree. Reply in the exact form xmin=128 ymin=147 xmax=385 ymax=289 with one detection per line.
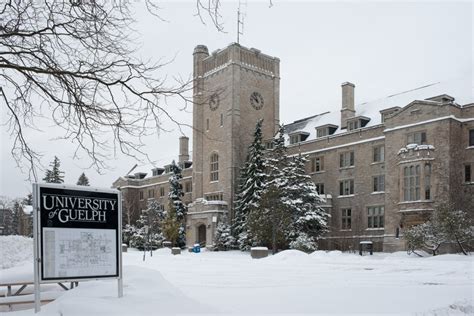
xmin=43 ymin=156 xmax=64 ymax=183
xmin=3 ymin=208 xmax=14 ymax=235
xmin=215 ymin=214 xmax=235 ymax=251
xmin=77 ymin=172 xmax=90 ymax=186
xmin=286 ymin=153 xmax=329 ymax=252
xmin=253 ymin=125 xmax=293 ymax=253
xmin=11 ymin=201 xmax=23 ymax=235
xmin=162 ymin=201 xmax=181 ymax=247
xmin=23 ymin=193 xmax=32 ymax=206
xmin=168 ymin=160 xmax=187 ymax=247
xmin=233 ymin=119 xmax=266 ymax=250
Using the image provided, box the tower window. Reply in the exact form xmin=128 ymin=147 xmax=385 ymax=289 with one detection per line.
xmin=469 ymin=129 xmax=474 ymax=147
xmin=220 ymin=113 xmax=223 ymax=127
xmin=210 ymin=153 xmax=219 ymax=182
xmin=206 ymin=118 xmax=209 ymax=131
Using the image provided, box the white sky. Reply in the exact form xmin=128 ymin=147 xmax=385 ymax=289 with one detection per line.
xmin=1 ymin=0 xmax=473 ymax=199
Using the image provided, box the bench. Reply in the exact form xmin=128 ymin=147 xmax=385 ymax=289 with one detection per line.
xmin=0 ymin=281 xmax=78 ymax=297
xmin=0 ymin=292 xmax=61 ymax=311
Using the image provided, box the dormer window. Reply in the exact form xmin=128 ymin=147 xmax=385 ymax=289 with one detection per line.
xmin=289 ymin=132 xmax=310 ymax=144
xmin=164 ymin=165 xmax=172 ymax=174
xmin=347 ymin=116 xmax=370 ymax=131
xmin=264 ymin=140 xmax=274 ymax=150
xmin=316 ymin=124 xmax=338 ymax=138
xmin=152 ymin=168 xmax=165 ymax=176
xmin=380 ymin=107 xmax=401 ymax=123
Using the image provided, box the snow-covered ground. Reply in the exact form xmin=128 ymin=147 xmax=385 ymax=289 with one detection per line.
xmin=1 ymin=237 xmax=473 ymax=315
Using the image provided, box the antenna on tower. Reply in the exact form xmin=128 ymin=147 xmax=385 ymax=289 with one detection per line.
xmin=237 ymin=0 xmax=247 ymax=44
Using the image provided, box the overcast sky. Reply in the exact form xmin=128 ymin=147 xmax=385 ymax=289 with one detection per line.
xmin=1 ymin=0 xmax=473 ymax=199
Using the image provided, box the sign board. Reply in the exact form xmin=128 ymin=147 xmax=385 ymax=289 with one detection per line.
xmin=32 ymin=183 xmax=123 ymax=312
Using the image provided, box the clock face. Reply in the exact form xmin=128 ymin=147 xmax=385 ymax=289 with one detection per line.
xmin=250 ymin=92 xmax=264 ymax=110
xmin=209 ymin=93 xmax=219 ymax=111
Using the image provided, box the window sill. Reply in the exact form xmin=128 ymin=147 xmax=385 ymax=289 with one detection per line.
xmin=337 ymin=194 xmax=356 ymax=198
xmin=370 ymin=161 xmax=385 ymax=165
xmin=398 ymin=200 xmax=433 ymax=205
xmin=210 ymin=180 xmax=219 ymax=184
xmin=339 ymin=229 xmax=352 ymax=232
xmin=339 ymin=166 xmax=355 ymax=170
xmin=466 ymin=146 xmax=474 ymax=150
xmin=366 ymin=228 xmax=384 ymax=231
xmin=371 ymin=191 xmax=385 ymax=195
xmin=310 ymin=171 xmax=326 ymax=175
xmin=463 ymin=181 xmax=474 ymax=185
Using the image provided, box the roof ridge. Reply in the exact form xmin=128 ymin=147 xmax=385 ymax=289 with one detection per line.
xmin=359 ymin=82 xmax=441 ymax=106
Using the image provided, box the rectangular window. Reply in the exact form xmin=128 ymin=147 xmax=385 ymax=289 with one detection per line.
xmin=339 ymin=179 xmax=354 ymax=196
xmin=205 ymin=193 xmax=223 ymax=201
xmin=373 ymin=146 xmax=385 ymax=163
xmin=465 ymin=164 xmax=472 ymax=183
xmin=220 ymin=113 xmax=224 ymax=127
xmin=210 ymin=154 xmax=219 ymax=181
xmin=373 ymin=175 xmax=385 ymax=192
xmin=290 ymin=135 xmax=299 ymax=144
xmin=311 ymin=156 xmax=324 ymax=172
xmin=139 ymin=191 xmax=144 ymax=200
xmin=315 ymin=183 xmax=325 ymax=195
xmin=148 ymin=189 xmax=154 ymax=199
xmin=424 ymin=163 xmax=431 ymax=199
xmin=265 ymin=141 xmax=274 ymax=150
xmin=185 ymin=181 xmax=192 ymax=193
xmin=470 ymin=129 xmax=474 ymax=147
xmin=367 ymin=206 xmax=384 ymax=228
xmin=407 ymin=131 xmax=427 ymax=145
xmin=160 ymin=187 xmax=165 ymax=197
xmin=339 ymin=151 xmax=355 ymax=168
xmin=341 ymin=208 xmax=352 ymax=230
xmin=403 ymin=165 xmax=421 ymax=201
xmin=206 ymin=118 xmax=209 ymax=131
xmin=317 ymin=128 xmax=327 ymax=138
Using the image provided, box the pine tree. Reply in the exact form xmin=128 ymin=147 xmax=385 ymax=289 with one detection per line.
xmin=286 ymin=153 xmax=329 ymax=252
xmin=233 ymin=119 xmax=266 ymax=250
xmin=215 ymin=214 xmax=235 ymax=251
xmin=43 ymin=156 xmax=64 ymax=183
xmin=3 ymin=208 xmax=14 ymax=235
xmin=168 ymin=160 xmax=187 ymax=247
xmin=254 ymin=125 xmax=293 ymax=253
xmin=11 ymin=201 xmax=23 ymax=235
xmin=77 ymin=172 xmax=90 ymax=186
xmin=23 ymin=193 xmax=32 ymax=206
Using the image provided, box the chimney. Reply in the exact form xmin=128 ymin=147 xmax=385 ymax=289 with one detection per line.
xmin=179 ymin=136 xmax=189 ymax=163
xmin=340 ymin=82 xmax=356 ymax=128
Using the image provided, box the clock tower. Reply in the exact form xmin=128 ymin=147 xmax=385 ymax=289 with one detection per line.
xmin=187 ymin=43 xmax=280 ymax=246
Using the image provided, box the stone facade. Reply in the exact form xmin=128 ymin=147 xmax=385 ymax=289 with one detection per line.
xmin=113 ymin=43 xmax=474 ymax=251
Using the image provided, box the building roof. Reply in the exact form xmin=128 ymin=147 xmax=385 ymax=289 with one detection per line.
xmin=284 ymin=77 xmax=474 ymax=143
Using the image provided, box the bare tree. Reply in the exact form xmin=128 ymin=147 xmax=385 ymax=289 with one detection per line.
xmin=0 ymin=0 xmax=226 ymax=180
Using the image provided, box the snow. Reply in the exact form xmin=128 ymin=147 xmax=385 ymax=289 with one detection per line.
xmin=0 ymin=235 xmax=33 ymax=269
xmin=284 ymin=75 xmax=473 ymax=146
xmin=1 ymin=236 xmax=473 ymax=315
xmin=398 ymin=144 xmax=435 ymax=154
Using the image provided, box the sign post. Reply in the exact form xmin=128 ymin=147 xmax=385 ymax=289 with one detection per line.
xmin=33 ymin=183 xmax=123 ymax=312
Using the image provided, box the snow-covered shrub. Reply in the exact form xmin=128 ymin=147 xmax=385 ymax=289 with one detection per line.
xmin=215 ymin=217 xmax=235 ymax=251
xmin=289 ymin=233 xmax=317 ymax=253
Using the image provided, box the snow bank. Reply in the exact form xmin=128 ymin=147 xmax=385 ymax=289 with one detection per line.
xmin=11 ymin=266 xmax=216 ymax=316
xmin=0 ymin=235 xmax=33 ymax=269
xmin=266 ymin=249 xmax=309 ymax=262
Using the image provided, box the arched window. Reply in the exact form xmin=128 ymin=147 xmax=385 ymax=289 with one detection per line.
xmin=210 ymin=153 xmax=219 ymax=182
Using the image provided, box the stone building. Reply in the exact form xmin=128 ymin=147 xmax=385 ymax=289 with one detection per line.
xmin=113 ymin=43 xmax=474 ymax=251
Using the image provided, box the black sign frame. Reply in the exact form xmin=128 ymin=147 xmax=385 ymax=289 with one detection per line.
xmin=33 ymin=183 xmax=122 ymax=283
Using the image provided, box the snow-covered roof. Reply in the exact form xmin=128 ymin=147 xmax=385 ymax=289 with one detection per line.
xmin=284 ymin=77 xmax=474 ymax=143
